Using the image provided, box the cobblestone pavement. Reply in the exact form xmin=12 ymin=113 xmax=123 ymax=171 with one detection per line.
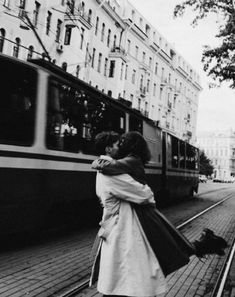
xmin=0 ymin=182 xmax=234 ymax=297
xmin=81 ymin=186 xmax=235 ymax=297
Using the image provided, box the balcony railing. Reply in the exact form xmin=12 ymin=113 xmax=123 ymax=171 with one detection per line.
xmin=160 ymin=77 xmax=168 ymax=86
xmin=109 ymin=46 xmax=127 ymax=61
xmin=64 ymin=10 xmax=92 ymax=30
xmin=110 ymin=46 xmax=126 ymax=55
xmin=167 ymin=102 xmax=172 ymax=111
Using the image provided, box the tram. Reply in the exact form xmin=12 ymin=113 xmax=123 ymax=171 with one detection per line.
xmin=0 ymin=53 xmax=199 ymax=235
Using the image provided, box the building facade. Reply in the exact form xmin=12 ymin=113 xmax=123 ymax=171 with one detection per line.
xmin=197 ymin=130 xmax=235 ymax=180
xmin=0 ymin=0 xmax=202 ymax=143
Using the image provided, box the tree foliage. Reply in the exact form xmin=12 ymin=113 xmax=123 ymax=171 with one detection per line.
xmin=199 ymin=150 xmax=214 ymax=176
xmin=174 ymin=0 xmax=235 ymax=88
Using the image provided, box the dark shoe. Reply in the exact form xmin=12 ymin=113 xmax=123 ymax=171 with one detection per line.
xmin=193 ymin=228 xmax=228 ymax=258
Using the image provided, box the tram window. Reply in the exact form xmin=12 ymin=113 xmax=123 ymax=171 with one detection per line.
xmin=179 ymin=140 xmax=186 ymax=168
xmin=129 ymin=115 xmax=143 ymax=133
xmin=171 ymin=136 xmax=179 ymax=168
xmin=167 ymin=134 xmax=172 ymax=167
xmin=186 ymin=144 xmax=197 ymax=170
xmin=46 ymin=78 xmax=126 ymax=154
xmin=195 ymin=149 xmax=199 ymax=170
xmin=0 ymin=59 xmax=36 ymax=146
xmin=143 ymin=123 xmax=162 ymax=165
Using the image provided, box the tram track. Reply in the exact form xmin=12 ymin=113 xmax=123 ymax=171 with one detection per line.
xmin=210 ymin=236 xmax=235 ymax=297
xmin=53 ymin=193 xmax=233 ymax=297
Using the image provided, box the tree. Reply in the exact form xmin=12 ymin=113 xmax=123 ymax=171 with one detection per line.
xmin=174 ymin=0 xmax=235 ymax=88
xmin=199 ymin=150 xmax=214 ymax=176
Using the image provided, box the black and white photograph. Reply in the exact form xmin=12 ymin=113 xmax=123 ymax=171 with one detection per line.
xmin=0 ymin=0 xmax=234 ymax=296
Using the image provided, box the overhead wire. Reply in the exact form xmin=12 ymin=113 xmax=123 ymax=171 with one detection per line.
xmin=0 ymin=0 xmax=131 ymax=94
xmin=1 ymin=0 xmax=124 ymax=65
xmin=0 ymin=4 xmax=92 ymax=63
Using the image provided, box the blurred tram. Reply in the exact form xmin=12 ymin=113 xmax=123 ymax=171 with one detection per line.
xmin=0 ymin=53 xmax=199 ymax=235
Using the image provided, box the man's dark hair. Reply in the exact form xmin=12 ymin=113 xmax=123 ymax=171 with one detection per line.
xmin=95 ymin=131 xmax=120 ymax=155
xmin=118 ymin=131 xmax=151 ymax=164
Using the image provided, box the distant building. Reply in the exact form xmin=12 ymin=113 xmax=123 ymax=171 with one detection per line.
xmin=197 ymin=130 xmax=235 ymax=180
xmin=0 ymin=0 xmax=202 ymax=143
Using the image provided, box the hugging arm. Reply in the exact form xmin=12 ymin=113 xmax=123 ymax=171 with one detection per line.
xmin=92 ymin=156 xmax=138 ymax=175
xmin=106 ymin=174 xmax=155 ymax=205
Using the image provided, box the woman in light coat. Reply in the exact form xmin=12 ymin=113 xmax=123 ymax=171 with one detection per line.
xmin=91 ymin=131 xmax=168 ymax=297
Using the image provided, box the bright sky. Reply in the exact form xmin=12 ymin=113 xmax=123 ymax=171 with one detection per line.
xmin=129 ymin=0 xmax=235 ymax=134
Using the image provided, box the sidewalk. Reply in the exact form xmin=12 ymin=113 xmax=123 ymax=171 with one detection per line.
xmin=82 ymin=189 xmax=235 ymax=297
xmin=0 ymin=182 xmax=234 ymax=297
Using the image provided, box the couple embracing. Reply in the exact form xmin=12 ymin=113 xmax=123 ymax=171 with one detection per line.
xmin=90 ymin=131 xmax=227 ymax=297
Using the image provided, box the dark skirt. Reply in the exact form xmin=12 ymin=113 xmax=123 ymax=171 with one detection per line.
xmin=132 ymin=204 xmax=195 ymax=276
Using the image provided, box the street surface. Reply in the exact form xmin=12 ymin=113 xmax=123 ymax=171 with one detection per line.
xmin=0 ymin=181 xmax=234 ymax=297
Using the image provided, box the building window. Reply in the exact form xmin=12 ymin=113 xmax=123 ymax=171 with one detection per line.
xmin=107 ymin=29 xmax=111 ymax=47
xmin=27 ymin=45 xmax=34 ymax=60
xmin=80 ymin=27 xmax=84 ymax=49
xmin=88 ymin=9 xmax=92 ymax=23
xmin=80 ymin=1 xmax=85 ymax=15
xmin=147 ymin=79 xmax=150 ymax=92
xmin=131 ymin=10 xmax=135 ymax=21
xmin=160 ymin=87 xmax=163 ymax=100
xmin=153 ymin=31 xmax=156 ymax=42
xmin=155 ymin=62 xmax=158 ymax=75
xmin=127 ymin=39 xmax=131 ymax=53
xmin=0 ymin=29 xmax=5 ymax=53
xmin=97 ymin=53 xmax=102 ymax=73
xmin=85 ymin=43 xmax=90 ymax=66
xmin=3 ymin=0 xmax=10 ymax=8
xmin=120 ymin=62 xmax=124 ymax=80
xmin=46 ymin=11 xmax=52 ymax=35
xmin=130 ymin=94 xmax=134 ymax=102
xmin=101 ymin=23 xmax=105 ymax=42
xmin=104 ymin=58 xmax=108 ymax=76
xmin=145 ymin=24 xmax=150 ymax=36
xmin=140 ymin=74 xmax=143 ymax=90
xmin=95 ymin=17 xmax=99 ymax=35
xmin=161 ymin=67 xmax=164 ymax=78
xmin=19 ymin=0 xmax=26 ymax=18
xmin=76 ymin=65 xmax=80 ymax=77
xmin=67 ymin=0 xmax=75 ymax=14
xmin=91 ymin=48 xmax=96 ymax=68
xmin=145 ymin=102 xmax=148 ymax=113
xmin=175 ymin=78 xmax=177 ymax=88
xmin=33 ymin=1 xmax=40 ymax=27
xmin=109 ymin=60 xmax=115 ymax=77
xmin=64 ymin=26 xmax=72 ymax=45
xmin=62 ymin=62 xmax=67 ymax=71
xmin=132 ymin=69 xmax=136 ymax=84
xmin=125 ymin=65 xmax=128 ymax=80
xmin=179 ymin=82 xmax=182 ymax=91
xmin=135 ymin=46 xmax=139 ymax=59
xmin=138 ymin=98 xmax=141 ymax=110
xmin=56 ymin=19 xmax=62 ymax=42
xmin=113 ymin=35 xmax=117 ymax=49
xmin=142 ymin=51 xmax=145 ymax=63
xmin=149 ymin=57 xmax=152 ymax=68
xmin=153 ymin=83 xmax=156 ymax=96
xmin=13 ymin=37 xmax=20 ymax=58
xmin=168 ymin=73 xmax=171 ymax=84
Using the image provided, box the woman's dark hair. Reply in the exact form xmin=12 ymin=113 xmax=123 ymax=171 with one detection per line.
xmin=94 ymin=131 xmax=120 ymax=155
xmin=118 ymin=131 xmax=151 ymax=164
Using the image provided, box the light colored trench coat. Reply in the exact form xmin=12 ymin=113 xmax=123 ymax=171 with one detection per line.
xmin=91 ymin=155 xmax=168 ymax=297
